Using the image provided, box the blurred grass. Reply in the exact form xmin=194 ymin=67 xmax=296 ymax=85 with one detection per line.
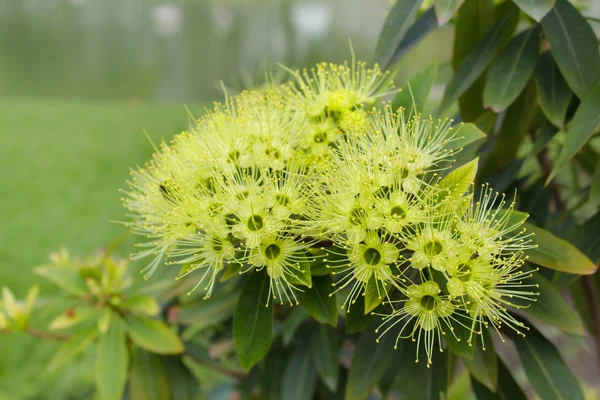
xmin=0 ymin=98 xmax=204 ymax=399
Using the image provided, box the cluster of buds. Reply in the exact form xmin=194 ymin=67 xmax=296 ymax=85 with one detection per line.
xmin=123 ymin=60 xmax=538 ymax=365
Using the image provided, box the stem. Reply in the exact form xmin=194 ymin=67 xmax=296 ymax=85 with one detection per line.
xmin=26 ymin=327 xmax=70 ymax=341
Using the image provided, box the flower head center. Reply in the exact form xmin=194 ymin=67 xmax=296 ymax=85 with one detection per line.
xmin=265 ymin=148 xmax=281 ymax=159
xmin=313 ymin=131 xmax=328 ymax=143
xmin=227 ymin=150 xmax=241 ymax=163
xmin=457 ymin=263 xmax=472 ymax=282
xmin=423 ymin=240 xmax=443 ymax=256
xmin=264 ymin=244 xmax=281 ymax=260
xmin=420 ymin=295 xmax=437 ymax=311
xmin=390 ymin=205 xmax=407 ymax=220
xmin=212 ymin=237 xmax=223 ymax=252
xmin=363 ymin=248 xmax=382 ymax=266
xmin=349 ymin=207 xmax=366 ymax=226
xmin=275 ymin=194 xmax=290 ymax=206
xmin=247 ymin=215 xmax=264 ymax=231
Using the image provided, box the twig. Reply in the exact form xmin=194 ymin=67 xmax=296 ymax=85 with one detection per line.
xmin=26 ymin=327 xmax=71 ymax=341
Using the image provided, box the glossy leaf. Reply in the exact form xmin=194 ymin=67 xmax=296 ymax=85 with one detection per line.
xmin=439 ymin=10 xmax=518 ymax=114
xmin=173 ymin=291 xmax=238 ymax=327
xmin=541 ymin=0 xmax=600 ymax=98
xmin=463 ymin=330 xmax=497 ymax=391
xmin=262 ymin=345 xmax=287 ymax=400
xmin=49 ymin=328 xmax=97 ymax=371
xmin=394 ymin=339 xmax=449 ymax=400
xmin=345 ymin=322 xmax=398 ymax=400
xmin=445 ymin=122 xmax=487 ymax=153
xmin=282 ymin=342 xmax=318 ymax=400
xmin=548 ymin=87 xmax=600 ymax=182
xmin=438 ymin=157 xmax=479 ymax=198
xmin=471 ymin=358 xmax=527 ymax=400
xmin=484 ymin=27 xmax=540 ymax=111
xmin=126 ymin=316 xmax=184 ymax=355
xmin=535 ymin=52 xmax=572 ymax=128
xmin=513 ymin=267 xmax=585 ymax=335
xmin=513 ymin=322 xmax=585 ymax=400
xmin=444 ymin=316 xmax=475 ymax=360
xmin=524 ymin=223 xmax=598 ymax=274
xmin=393 ymin=61 xmax=437 ymax=115
xmin=374 ymin=0 xmax=424 ymax=68
xmin=233 ymin=271 xmax=273 ymax=371
xmin=513 ymin=0 xmax=555 ymax=21
xmin=435 ymin=0 xmax=465 ymax=24
xmin=129 ymin=347 xmax=170 ymax=400
xmin=297 ymin=275 xmax=337 ymax=326
xmin=344 ymin=296 xmax=377 ymax=334
xmin=390 ymin=7 xmax=438 ymax=63
xmin=363 ymin=275 xmax=390 ymax=315
xmin=123 ymin=296 xmax=160 ymax=316
xmin=310 ymin=324 xmax=340 ymax=391
xmin=282 ymin=307 xmax=309 ymax=346
xmin=95 ymin=317 xmax=128 ymax=400
xmin=287 ymin=252 xmax=312 ymax=288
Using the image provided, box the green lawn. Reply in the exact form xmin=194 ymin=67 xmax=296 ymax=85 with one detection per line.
xmin=0 ymin=99 xmax=204 ymax=399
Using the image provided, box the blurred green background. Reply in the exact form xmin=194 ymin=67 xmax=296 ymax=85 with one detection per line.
xmin=0 ymin=1 xmax=455 ymax=397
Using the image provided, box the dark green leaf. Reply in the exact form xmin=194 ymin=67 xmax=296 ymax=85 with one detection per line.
xmin=287 ymin=252 xmax=312 ymax=288
xmin=297 ymin=275 xmax=337 ymax=326
xmin=589 ymin=159 xmax=600 ymax=207
xmin=172 ymin=291 xmax=238 ymax=328
xmin=344 ymin=295 xmax=377 ymax=334
xmin=548 ymin=87 xmax=600 ymax=182
xmin=390 ymin=7 xmax=439 ymax=63
xmin=282 ymin=307 xmax=309 ymax=346
xmin=345 ymin=322 xmax=398 ymax=400
xmin=524 ymin=223 xmax=598 ymax=275
xmin=513 ymin=266 xmax=585 ymax=335
xmin=374 ymin=0 xmax=424 ymax=68
xmin=33 ymin=265 xmax=87 ymax=297
xmin=541 ymin=0 xmax=600 ymax=98
xmin=445 ymin=123 xmax=487 ymax=153
xmin=513 ymin=0 xmax=555 ymax=21
xmin=49 ymin=328 xmax=97 ymax=371
xmin=444 ymin=316 xmax=475 ymax=360
xmin=96 ymin=316 xmax=128 ymax=400
xmin=394 ymin=338 xmax=449 ymax=400
xmin=310 ymin=324 xmax=340 ymax=391
xmin=439 ymin=9 xmax=518 ymax=114
xmin=513 ymin=321 xmax=585 ymax=400
xmin=363 ymin=275 xmax=389 ymax=315
xmin=435 ymin=0 xmax=465 ymax=24
xmin=129 ymin=347 xmax=170 ymax=400
xmin=163 ymin=357 xmax=201 ymax=400
xmin=219 ymin=261 xmax=243 ymax=282
xmin=471 ymin=357 xmax=527 ymax=400
xmin=535 ymin=52 xmax=573 ymax=129
xmin=282 ymin=342 xmax=318 ymax=400
xmin=233 ymin=271 xmax=273 ymax=371
xmin=261 ymin=344 xmax=287 ymax=400
xmin=484 ymin=27 xmax=540 ymax=111
xmin=392 ymin=61 xmax=437 ymax=115
xmin=463 ymin=330 xmax=497 ymax=391
xmin=126 ymin=316 xmax=184 ymax=355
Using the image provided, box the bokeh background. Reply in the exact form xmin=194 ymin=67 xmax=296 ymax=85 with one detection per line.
xmin=0 ymin=0 xmax=598 ymax=399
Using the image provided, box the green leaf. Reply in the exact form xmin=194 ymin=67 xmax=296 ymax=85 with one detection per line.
xmin=535 ymin=52 xmax=573 ymax=129
xmin=282 ymin=342 xmax=318 ymax=400
xmin=33 ymin=265 xmax=88 ymax=297
xmin=287 ymin=252 xmax=312 ymax=288
xmin=439 ymin=9 xmax=518 ymax=114
xmin=233 ymin=271 xmax=273 ymax=371
xmin=524 ymin=223 xmax=598 ymax=274
xmin=513 ymin=266 xmax=585 ymax=335
xmin=262 ymin=345 xmax=287 ymax=400
xmin=471 ymin=357 xmax=527 ymax=400
xmin=125 ymin=316 xmax=184 ymax=355
xmin=484 ymin=27 xmax=540 ymax=112
xmin=310 ymin=324 xmax=340 ymax=391
xmin=548 ymin=87 xmax=600 ymax=183
xmin=163 ymin=357 xmax=201 ymax=400
xmin=394 ymin=338 xmax=449 ymax=400
xmin=363 ymin=275 xmax=389 ymax=315
xmin=541 ymin=0 xmax=600 ymax=98
xmin=95 ymin=316 xmax=128 ymax=400
xmin=590 ymin=159 xmax=600 ymax=207
xmin=392 ymin=61 xmax=437 ymax=115
xmin=49 ymin=328 xmax=97 ymax=371
xmin=173 ymin=291 xmax=238 ymax=328
xmin=129 ymin=347 xmax=170 ymax=400
xmin=122 ymin=296 xmax=160 ymax=316
xmin=374 ymin=0 xmax=424 ymax=68
xmin=282 ymin=307 xmax=309 ymax=346
xmin=513 ymin=0 xmax=555 ymax=22
xmin=445 ymin=123 xmax=487 ymax=153
xmin=344 ymin=296 xmax=377 ymax=334
xmin=435 ymin=0 xmax=465 ymax=24
xmin=220 ymin=261 xmax=243 ymax=282
xmin=438 ymin=157 xmax=478 ymax=198
xmin=390 ymin=7 xmax=439 ymax=63
xmin=345 ymin=322 xmax=398 ymax=400
xmin=297 ymin=275 xmax=337 ymax=326
xmin=463 ymin=330 xmax=497 ymax=391
xmin=444 ymin=316 xmax=475 ymax=360
xmin=513 ymin=321 xmax=585 ymax=400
